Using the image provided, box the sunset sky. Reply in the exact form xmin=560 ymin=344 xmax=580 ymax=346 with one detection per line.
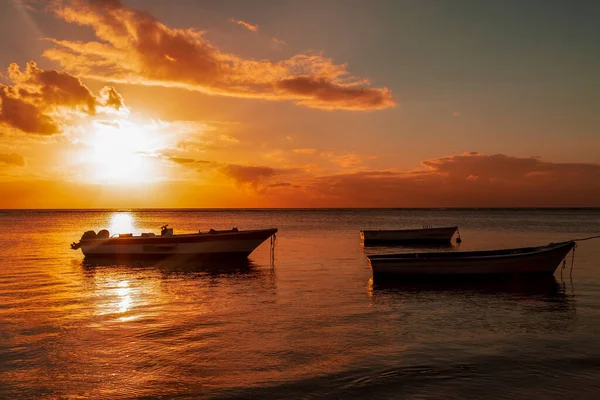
xmin=0 ymin=0 xmax=599 ymax=208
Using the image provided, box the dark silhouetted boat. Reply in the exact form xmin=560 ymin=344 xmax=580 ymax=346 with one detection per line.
xmin=360 ymin=226 xmax=458 ymax=245
xmin=367 ymin=241 xmax=575 ymax=277
xmin=71 ymin=225 xmax=277 ymax=259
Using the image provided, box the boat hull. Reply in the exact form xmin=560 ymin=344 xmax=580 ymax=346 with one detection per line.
xmin=368 ymin=241 xmax=575 ymax=276
xmin=361 ymin=226 xmax=458 ymax=245
xmin=79 ymin=228 xmax=277 ymax=259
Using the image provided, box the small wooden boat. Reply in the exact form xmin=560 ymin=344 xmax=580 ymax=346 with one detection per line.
xmin=71 ymin=225 xmax=277 ymax=259
xmin=367 ymin=241 xmax=575 ymax=276
xmin=360 ymin=226 xmax=458 ymax=245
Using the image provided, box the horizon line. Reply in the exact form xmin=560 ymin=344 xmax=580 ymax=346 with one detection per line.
xmin=2 ymin=207 xmax=600 ymax=211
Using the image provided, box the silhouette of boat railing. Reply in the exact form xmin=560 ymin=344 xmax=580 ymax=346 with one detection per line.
xmin=360 ymin=226 xmax=459 ymax=245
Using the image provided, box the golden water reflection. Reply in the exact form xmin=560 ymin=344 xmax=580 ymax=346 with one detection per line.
xmin=93 ymin=277 xmax=145 ymax=322
xmin=116 ymin=281 xmax=132 ymax=313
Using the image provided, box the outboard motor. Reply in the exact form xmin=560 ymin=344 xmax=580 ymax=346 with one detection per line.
xmin=71 ymin=230 xmax=96 ymax=250
xmin=81 ymin=230 xmax=97 ymax=240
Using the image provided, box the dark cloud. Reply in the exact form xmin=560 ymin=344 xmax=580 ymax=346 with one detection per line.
xmin=304 ymin=153 xmax=600 ymax=207
xmin=220 ymin=164 xmax=276 ymax=187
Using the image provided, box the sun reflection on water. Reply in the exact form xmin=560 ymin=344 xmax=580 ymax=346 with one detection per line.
xmin=92 ymin=278 xmax=142 ymax=322
xmin=116 ymin=280 xmax=132 ymax=314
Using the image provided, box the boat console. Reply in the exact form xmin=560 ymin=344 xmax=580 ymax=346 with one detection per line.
xmin=161 ymin=224 xmax=174 ymax=236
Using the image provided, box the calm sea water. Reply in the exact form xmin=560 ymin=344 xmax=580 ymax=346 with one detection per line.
xmin=1 ymin=209 xmax=600 ymax=399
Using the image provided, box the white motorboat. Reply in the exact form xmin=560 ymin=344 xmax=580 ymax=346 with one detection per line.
xmin=71 ymin=225 xmax=277 ymax=259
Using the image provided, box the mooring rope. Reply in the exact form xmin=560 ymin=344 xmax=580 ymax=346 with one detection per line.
xmin=572 ymin=235 xmax=600 ymax=242
xmin=270 ymin=233 xmax=277 ymax=267
xmin=562 ymin=234 xmax=600 ymax=275
xmin=570 ymin=244 xmax=577 ymax=276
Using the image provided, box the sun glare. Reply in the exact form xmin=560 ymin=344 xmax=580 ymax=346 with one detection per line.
xmin=109 ymin=213 xmax=135 ymax=234
xmin=87 ymin=120 xmax=158 ymax=184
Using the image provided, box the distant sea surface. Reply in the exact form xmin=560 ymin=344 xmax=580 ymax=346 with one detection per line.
xmin=1 ymin=209 xmax=600 ymax=399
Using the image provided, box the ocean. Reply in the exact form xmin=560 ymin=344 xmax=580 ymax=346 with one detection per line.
xmin=1 ymin=209 xmax=600 ymax=399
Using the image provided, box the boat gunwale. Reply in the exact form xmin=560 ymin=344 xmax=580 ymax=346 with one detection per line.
xmin=79 ymin=228 xmax=277 ymax=246
xmin=360 ymin=226 xmax=458 ymax=234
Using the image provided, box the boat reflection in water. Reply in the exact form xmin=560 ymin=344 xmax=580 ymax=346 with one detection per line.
xmin=81 ymin=254 xmax=273 ymax=278
xmin=367 ymin=274 xmax=576 ymax=338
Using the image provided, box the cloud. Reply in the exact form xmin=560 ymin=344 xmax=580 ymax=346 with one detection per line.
xmin=304 ymin=153 xmax=600 ymax=207
xmin=217 ymin=134 xmax=239 ymax=143
xmin=98 ymin=86 xmax=126 ymax=110
xmin=292 ymin=148 xmax=318 ymax=154
xmin=2 ymin=152 xmax=599 ymax=207
xmin=294 ymin=149 xmax=375 ymax=168
xmin=220 ymin=164 xmax=276 ymax=187
xmin=0 ymin=61 xmax=126 ymax=135
xmin=148 ymin=150 xmax=211 ymax=165
xmin=0 ymin=88 xmax=60 ymax=135
xmin=113 ymin=144 xmax=600 ymax=206
xmin=0 ymin=152 xmax=25 ymax=167
xmin=229 ymin=18 xmax=258 ymax=32
xmin=14 ymin=0 xmax=37 ymax=12
xmin=330 ymin=152 xmax=377 ymax=168
xmin=178 ymin=152 xmax=600 ymax=205
xmin=271 ymin=37 xmax=286 ymax=51
xmin=167 ymin=156 xmax=210 ymax=165
xmin=44 ymin=0 xmax=396 ymax=111
xmin=266 ymin=182 xmax=298 ymax=188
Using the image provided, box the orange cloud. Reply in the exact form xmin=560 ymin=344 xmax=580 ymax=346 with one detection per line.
xmin=98 ymin=86 xmax=126 ymax=110
xmin=271 ymin=37 xmax=286 ymax=51
xmin=180 ymin=152 xmax=600 ymax=206
xmin=163 ymin=157 xmax=299 ymax=191
xmin=44 ymin=0 xmax=396 ymax=111
xmin=292 ymin=148 xmax=318 ymax=154
xmin=304 ymin=153 xmax=600 ymax=207
xmin=0 ymin=61 xmax=125 ymax=135
xmin=1 ymin=153 xmax=598 ymax=207
xmin=167 ymin=156 xmax=210 ymax=165
xmin=0 ymin=88 xmax=59 ymax=135
xmin=0 ymin=152 xmax=25 ymax=166
xmin=154 ymin=151 xmax=211 ymax=166
xmin=229 ymin=18 xmax=258 ymax=32
xmin=330 ymin=152 xmax=377 ymax=168
xmin=220 ymin=164 xmax=276 ymax=187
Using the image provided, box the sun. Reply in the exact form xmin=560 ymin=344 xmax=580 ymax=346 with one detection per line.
xmin=86 ymin=120 xmax=159 ymax=183
xmin=109 ymin=212 xmax=136 ymax=234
